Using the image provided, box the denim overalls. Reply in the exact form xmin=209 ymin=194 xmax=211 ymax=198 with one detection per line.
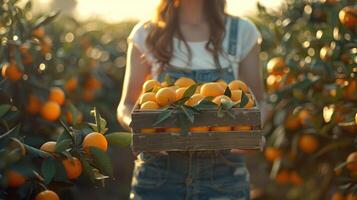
xmin=130 ymin=17 xmax=250 ymax=200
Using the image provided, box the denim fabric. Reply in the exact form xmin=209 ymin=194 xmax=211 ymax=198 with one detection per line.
xmin=131 ymin=68 xmax=250 ymax=200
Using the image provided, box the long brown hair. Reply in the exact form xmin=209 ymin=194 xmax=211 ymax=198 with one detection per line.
xmin=145 ymin=0 xmax=227 ymax=69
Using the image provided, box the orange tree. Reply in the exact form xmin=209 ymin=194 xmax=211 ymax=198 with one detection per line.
xmin=253 ymin=0 xmax=356 ymax=199
xmin=255 ymin=0 xmax=356 ymax=199
xmin=0 ymin=0 xmax=131 ymax=199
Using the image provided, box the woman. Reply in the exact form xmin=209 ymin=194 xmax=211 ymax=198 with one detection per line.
xmin=117 ymin=0 xmax=265 ymax=199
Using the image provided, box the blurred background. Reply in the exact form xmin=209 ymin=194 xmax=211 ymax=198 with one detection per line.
xmin=1 ymin=0 xmax=356 ymax=199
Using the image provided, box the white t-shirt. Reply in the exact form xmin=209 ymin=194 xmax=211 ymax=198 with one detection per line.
xmin=127 ymin=15 xmax=261 ymax=79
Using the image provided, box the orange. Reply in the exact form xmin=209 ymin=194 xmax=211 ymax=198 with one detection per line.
xmin=200 ymin=83 xmax=224 ymax=97
xmin=27 ymin=95 xmax=42 ymax=114
xmin=233 ymin=125 xmax=252 ymax=131
xmin=216 ymin=80 xmax=228 ymax=90
xmin=22 ymin=53 xmax=33 ymax=65
xmin=298 ymin=109 xmax=312 ymax=126
xmin=19 ymin=44 xmax=30 ymax=54
xmin=32 ymin=27 xmax=45 ymax=38
xmin=155 ymin=87 xmax=176 ymax=106
xmin=139 ymin=92 xmax=157 ymax=104
xmin=64 ymin=78 xmax=78 ymax=92
xmin=195 ymin=85 xmax=202 ymax=94
xmin=189 ymin=126 xmax=210 ymax=133
xmin=346 ymin=152 xmax=357 ymax=172
xmin=175 ymin=87 xmax=187 ymax=100
xmin=41 ymin=101 xmax=61 ymax=121
xmin=161 ymin=81 xmax=170 ymax=88
xmin=231 ymin=90 xmax=242 ymax=102
xmin=211 ymin=126 xmax=231 ymax=132
xmin=40 ymin=141 xmax=56 ymax=153
xmin=212 ymin=95 xmax=232 ymax=106
xmin=185 ymin=94 xmax=205 ymax=107
xmin=62 ymin=157 xmax=82 ymax=179
xmin=84 ymin=76 xmax=102 ymax=90
xmin=6 ymin=62 xmax=23 ymax=81
xmin=82 ymin=89 xmax=96 ymax=102
xmin=143 ymin=79 xmax=161 ymax=92
xmin=285 ymin=114 xmax=301 ymax=130
xmin=299 ymin=135 xmax=319 ymax=154
xmin=264 ymin=147 xmax=282 ymax=162
xmin=275 ymin=169 xmax=290 ymax=184
xmin=174 ymin=77 xmax=196 ymax=88
xmin=347 ymin=193 xmax=357 ymax=200
xmin=82 ymin=132 xmax=108 ymax=155
xmin=66 ymin=111 xmax=83 ymax=125
xmin=35 ymin=190 xmax=60 ymax=200
xmin=331 ymin=192 xmax=346 ymax=200
xmin=166 ymin=128 xmax=181 ymax=133
xmin=141 ymin=128 xmax=157 ymax=133
xmin=339 ymin=6 xmax=357 ymax=28
xmin=40 ymin=37 xmax=52 ymax=54
xmin=344 ymin=80 xmax=357 ymax=100
xmin=289 ymin=171 xmax=303 ymax=185
xmin=140 ymin=101 xmax=160 ymax=110
xmin=267 ymin=57 xmax=286 ymax=76
xmin=49 ymin=87 xmax=65 ymax=105
xmin=228 ymin=80 xmax=249 ymax=93
xmin=355 ymin=112 xmax=357 ymax=124
xmin=6 ymin=170 xmax=26 ymax=187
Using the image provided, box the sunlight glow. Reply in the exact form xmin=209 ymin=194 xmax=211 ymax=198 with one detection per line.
xmin=31 ymin=0 xmax=283 ymax=23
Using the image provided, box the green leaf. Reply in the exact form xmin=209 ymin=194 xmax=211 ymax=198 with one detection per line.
xmin=57 ymin=129 xmax=72 ymax=145
xmin=33 ymin=11 xmax=60 ymax=29
xmin=88 ymin=123 xmax=99 ymax=132
xmin=106 ymin=132 xmax=132 ymax=147
xmin=89 ymin=147 xmax=113 ymax=177
xmin=55 ymin=139 xmax=72 ymax=153
xmin=93 ymin=107 xmax=102 ymax=133
xmin=153 ymin=109 xmax=173 ymax=127
xmin=0 ymin=104 xmax=11 ymax=118
xmin=221 ymin=100 xmax=236 ymax=110
xmin=239 ymin=92 xmax=249 ymax=108
xmin=81 ymin=157 xmax=95 ymax=183
xmin=181 ymin=106 xmax=195 ymax=123
xmin=0 ymin=125 xmax=19 ymax=144
xmin=182 ymin=84 xmax=198 ymax=99
xmin=24 ymin=1 xmax=32 ymax=11
xmin=224 ymin=87 xmax=232 ymax=98
xmin=41 ymin=158 xmax=56 ymax=185
xmin=59 ymin=120 xmax=72 ymax=138
xmin=194 ymin=98 xmax=217 ymax=110
xmin=24 ymin=144 xmax=52 ymax=158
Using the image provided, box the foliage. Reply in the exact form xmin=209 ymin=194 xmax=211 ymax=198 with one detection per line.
xmin=253 ymin=0 xmax=357 ymax=199
xmin=0 ymin=0 xmax=132 ymax=199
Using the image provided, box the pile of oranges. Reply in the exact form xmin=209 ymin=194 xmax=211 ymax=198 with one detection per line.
xmin=138 ymin=77 xmax=256 ymax=133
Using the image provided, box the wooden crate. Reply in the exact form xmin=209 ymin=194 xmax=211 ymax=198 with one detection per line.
xmin=130 ymin=105 xmax=263 ymax=152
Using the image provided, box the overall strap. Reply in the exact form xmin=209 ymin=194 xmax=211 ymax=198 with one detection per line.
xmin=228 ymin=17 xmax=240 ymax=56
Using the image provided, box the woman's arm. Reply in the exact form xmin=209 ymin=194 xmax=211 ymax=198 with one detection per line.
xmin=117 ymin=43 xmax=151 ymax=131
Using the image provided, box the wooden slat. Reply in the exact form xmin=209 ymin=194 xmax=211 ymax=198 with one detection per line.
xmin=132 ymin=131 xmax=262 ymax=152
xmin=131 ymin=108 xmax=261 ymax=129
